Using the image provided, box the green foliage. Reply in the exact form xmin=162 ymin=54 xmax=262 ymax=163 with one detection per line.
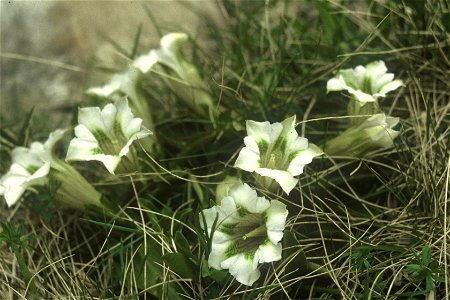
xmin=1 ymin=0 xmax=449 ymax=298
xmin=403 ymin=245 xmax=445 ymax=295
xmin=0 ymin=222 xmax=37 ymax=295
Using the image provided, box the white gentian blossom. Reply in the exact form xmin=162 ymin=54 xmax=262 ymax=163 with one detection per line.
xmin=86 ymin=67 xmax=155 ymax=136
xmin=200 ymin=183 xmax=288 ymax=286
xmin=324 ymin=113 xmax=400 ymax=157
xmin=327 ymin=60 xmax=404 ymax=105
xmin=234 ymin=116 xmax=322 ymax=195
xmin=133 ymin=32 xmax=215 ymax=119
xmin=87 ymin=69 xmax=140 ymax=101
xmin=0 ymin=130 xmax=103 ymax=210
xmin=0 ymin=142 xmax=51 ymax=206
xmin=215 ymin=176 xmax=242 ymax=204
xmin=66 ymin=98 xmax=151 ymax=174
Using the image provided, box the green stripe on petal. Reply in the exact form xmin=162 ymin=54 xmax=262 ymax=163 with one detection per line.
xmin=201 ymin=184 xmax=288 ymax=286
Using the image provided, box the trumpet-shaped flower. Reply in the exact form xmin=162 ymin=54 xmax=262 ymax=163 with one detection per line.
xmin=200 ymin=183 xmax=288 ymax=286
xmin=1 ymin=130 xmax=102 ymax=210
xmin=0 ymin=143 xmax=50 ymax=206
xmin=87 ymin=69 xmax=140 ymax=102
xmin=234 ymin=116 xmax=322 ymax=195
xmin=66 ymin=98 xmax=151 ymax=174
xmin=326 ymin=60 xmax=404 ymax=105
xmin=324 ymin=113 xmax=400 ymax=157
xmin=133 ymin=32 xmax=215 ymax=119
xmin=86 ymin=67 xmax=155 ymax=137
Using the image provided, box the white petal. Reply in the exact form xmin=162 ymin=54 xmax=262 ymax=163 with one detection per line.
xmin=133 ymin=50 xmax=159 ymax=73
xmin=66 ymin=137 xmax=120 ymax=174
xmin=3 ymin=184 xmax=26 ymax=207
xmin=386 ymin=116 xmax=400 ymax=128
xmin=115 ymin=98 xmax=134 ymax=132
xmin=86 ymin=73 xmax=125 ymax=97
xmin=234 ymin=146 xmax=261 ymax=172
xmin=243 ymin=136 xmax=260 ymax=153
xmin=0 ymin=162 xmax=50 ymax=206
xmin=221 ymin=253 xmax=260 ymax=286
xmin=73 ymin=124 xmax=98 ymax=142
xmin=287 ymin=136 xmax=308 ymax=153
xmin=350 ymin=66 xmax=367 ymax=87
xmin=255 ymin=168 xmax=298 ymax=195
xmin=208 ymin=240 xmax=233 ymax=270
xmin=200 ymin=206 xmax=219 ymax=229
xmin=160 ymin=32 xmax=188 ymax=53
xmin=66 ymin=136 xmax=100 ymax=160
xmin=377 ymin=79 xmax=404 ymax=96
xmin=265 ymin=200 xmax=288 ymax=231
xmin=360 ymin=113 xmax=386 ymax=128
xmin=114 ymin=98 xmax=150 ymax=140
xmin=0 ymin=170 xmax=28 ymax=206
xmin=365 ymin=60 xmax=387 ymax=78
xmin=100 ymin=103 xmax=118 ymax=133
xmin=326 ymin=76 xmax=347 ymax=92
xmin=267 ymin=231 xmax=284 ymax=246
xmin=246 ymin=120 xmax=282 ymax=145
xmin=78 ymin=106 xmax=109 ymax=134
xmin=27 ymin=162 xmax=51 ymax=182
xmin=349 ymin=90 xmax=377 ymax=103
xmin=279 ymin=115 xmax=299 ymax=148
xmin=215 ymin=195 xmax=242 ymax=225
xmin=287 ymin=144 xmax=322 ymax=176
xmin=118 ymin=129 xmax=150 ymax=156
xmin=257 ymin=241 xmax=282 ymax=263
xmin=228 ymin=183 xmax=270 ymax=214
xmin=371 ymin=73 xmax=394 ymax=92
xmin=122 ymin=117 xmax=142 ymax=139
xmin=12 ymin=147 xmax=43 ymax=169
xmin=265 ymin=200 xmax=288 ymax=244
xmin=94 ymin=155 xmax=121 ymax=174
xmin=44 ymin=129 xmax=66 ymax=151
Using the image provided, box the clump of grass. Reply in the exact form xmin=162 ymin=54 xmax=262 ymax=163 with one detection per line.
xmin=1 ymin=0 xmax=449 ymax=299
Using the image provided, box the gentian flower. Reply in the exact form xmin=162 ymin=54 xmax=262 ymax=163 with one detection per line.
xmin=234 ymin=116 xmax=322 ymax=194
xmin=87 ymin=67 xmax=155 ymax=135
xmin=66 ymin=98 xmax=151 ymax=174
xmin=0 ymin=130 xmax=103 ymax=210
xmin=200 ymin=183 xmax=288 ymax=286
xmin=133 ymin=32 xmax=215 ymax=119
xmin=324 ymin=113 xmax=400 ymax=157
xmin=0 ymin=142 xmax=50 ymax=207
xmin=326 ymin=60 xmax=404 ymax=105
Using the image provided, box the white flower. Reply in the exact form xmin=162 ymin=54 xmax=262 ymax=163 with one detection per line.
xmin=200 ymin=183 xmax=288 ymax=286
xmin=66 ymin=98 xmax=151 ymax=174
xmin=133 ymin=32 xmax=214 ymax=118
xmin=324 ymin=113 xmax=400 ymax=157
xmin=327 ymin=60 xmax=404 ymax=105
xmin=87 ymin=69 xmax=141 ymax=102
xmin=234 ymin=116 xmax=322 ymax=195
xmin=215 ymin=176 xmax=242 ymax=204
xmin=0 ymin=142 xmax=51 ymax=207
xmin=0 ymin=130 xmax=103 ymax=210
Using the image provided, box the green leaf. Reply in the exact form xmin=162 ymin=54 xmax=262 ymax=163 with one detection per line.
xmin=421 ymin=245 xmax=431 ymax=266
xmin=175 ymin=231 xmax=197 ymax=262
xmin=162 ymin=252 xmax=196 ymax=280
xmin=201 ymin=259 xmax=227 ymax=284
xmin=209 ymin=268 xmax=228 ymax=284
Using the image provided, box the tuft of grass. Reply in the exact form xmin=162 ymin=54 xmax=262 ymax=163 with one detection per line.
xmin=1 ymin=0 xmax=449 ymax=299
